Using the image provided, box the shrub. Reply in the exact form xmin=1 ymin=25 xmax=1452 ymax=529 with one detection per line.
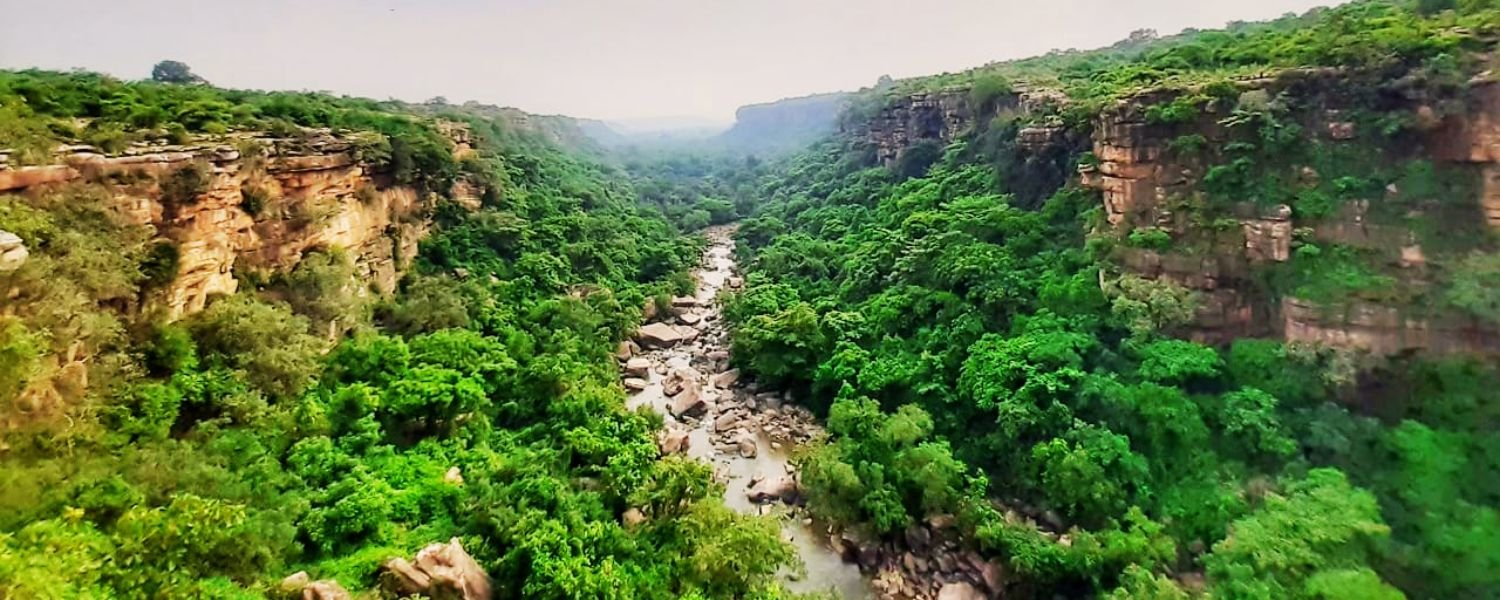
xmin=159 ymin=162 xmax=211 ymax=208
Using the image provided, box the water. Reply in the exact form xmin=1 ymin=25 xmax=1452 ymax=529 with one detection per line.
xmin=624 ymin=225 xmax=871 ymax=598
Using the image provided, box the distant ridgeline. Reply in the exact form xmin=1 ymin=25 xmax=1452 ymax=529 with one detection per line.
xmin=715 ymin=91 xmax=851 ymax=154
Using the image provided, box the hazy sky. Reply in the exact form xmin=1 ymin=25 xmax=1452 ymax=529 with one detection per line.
xmin=1 ymin=0 xmax=1342 ymax=123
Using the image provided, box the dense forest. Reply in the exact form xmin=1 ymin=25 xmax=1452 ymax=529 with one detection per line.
xmin=724 ymin=1 xmax=1500 ymax=598
xmin=0 ymin=69 xmax=811 ymax=598
xmin=1 ymin=0 xmax=1499 ymax=599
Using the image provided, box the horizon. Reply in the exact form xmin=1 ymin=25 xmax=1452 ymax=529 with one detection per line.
xmin=2 ymin=0 xmax=1343 ymax=125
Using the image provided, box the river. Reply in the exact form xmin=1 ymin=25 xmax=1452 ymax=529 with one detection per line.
xmin=623 ymin=224 xmax=872 ymax=598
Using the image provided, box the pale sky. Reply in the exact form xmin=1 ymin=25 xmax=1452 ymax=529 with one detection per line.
xmin=0 ymin=0 xmax=1341 ymax=123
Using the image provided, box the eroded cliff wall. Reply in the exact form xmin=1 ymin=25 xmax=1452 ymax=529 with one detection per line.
xmin=0 ymin=125 xmax=478 ymax=319
xmin=849 ymin=70 xmax=1500 ymax=358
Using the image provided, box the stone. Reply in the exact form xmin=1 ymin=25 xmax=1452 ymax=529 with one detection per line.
xmin=659 ymin=428 xmax=690 ymax=454
xmin=623 ymin=508 xmax=646 ymax=527
xmin=614 ymin=340 xmax=637 ymax=360
xmin=736 ymin=435 xmax=758 ymax=458
xmin=678 ymin=312 xmax=702 ymax=326
xmin=623 ymin=357 xmax=653 ymax=378
xmin=444 ymin=466 xmax=464 ymax=485
xmin=711 ymin=368 xmax=740 ymax=389
xmin=279 ymin=571 xmax=311 ymax=595
xmin=937 ymin=582 xmax=984 ymax=600
xmin=303 ymin=580 xmax=351 ymax=600
xmin=670 ymin=384 xmax=707 ymax=418
xmin=663 ymin=366 xmax=700 ymax=397
xmin=706 ymin=350 xmax=730 ymax=361
xmin=0 ymin=230 xmax=27 ymax=272
xmin=980 ymin=560 xmax=1006 ymax=594
xmin=636 ymin=322 xmax=686 ymax=348
xmin=713 ymin=411 xmax=744 ymax=432
xmin=747 ymin=475 xmax=800 ymax=504
xmin=904 ymin=524 xmax=932 ymax=551
xmin=727 ymin=276 xmax=743 ymax=288
xmin=671 ymin=295 xmax=701 ymax=308
xmin=623 ymin=377 xmax=649 ymax=391
xmin=382 ymin=538 xmax=490 ymax=600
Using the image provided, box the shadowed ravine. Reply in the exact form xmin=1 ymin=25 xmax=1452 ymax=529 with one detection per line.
xmin=622 ymin=225 xmax=872 ymax=598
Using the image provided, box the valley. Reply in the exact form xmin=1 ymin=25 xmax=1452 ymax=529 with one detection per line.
xmin=2 ymin=1 xmax=1499 ymax=599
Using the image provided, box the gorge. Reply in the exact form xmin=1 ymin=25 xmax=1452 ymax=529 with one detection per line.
xmin=3 ymin=1 xmax=1500 ymax=600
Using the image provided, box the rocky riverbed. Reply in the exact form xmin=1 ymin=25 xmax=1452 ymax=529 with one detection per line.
xmin=620 ymin=226 xmax=1004 ymax=600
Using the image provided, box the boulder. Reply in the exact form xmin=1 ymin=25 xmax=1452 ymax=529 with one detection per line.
xmin=614 ymin=340 xmax=637 ymax=360
xmin=727 ymin=276 xmax=743 ymax=288
xmin=623 ymin=377 xmax=649 ymax=392
xmin=623 ymin=357 xmax=653 ymax=378
xmin=659 ymin=428 xmax=690 ymax=455
xmin=303 ymin=581 xmax=351 ymax=600
xmin=904 ymin=524 xmax=932 ymax=551
xmin=711 ymin=369 xmax=740 ymax=389
xmin=670 ymin=384 xmax=707 ymax=418
xmin=736 ymin=435 xmax=758 ymax=458
xmin=671 ymin=295 xmax=700 ymax=308
xmin=746 ymin=475 xmax=799 ymax=504
xmin=678 ymin=312 xmax=702 ymax=326
xmin=706 ymin=350 xmax=730 ymax=361
xmin=382 ymin=538 xmax=490 ymax=600
xmin=713 ymin=411 xmax=744 ymax=432
xmin=444 ymin=467 xmax=464 ymax=485
xmin=635 ymin=322 xmax=685 ymax=348
xmin=937 ymin=582 xmax=985 ymax=600
xmin=663 ymin=366 xmax=699 ymax=396
xmin=980 ymin=560 xmax=1006 ymax=594
xmin=623 ymin=508 xmax=646 ymax=527
xmin=0 ymin=230 xmax=27 ymax=272
xmin=279 ymin=571 xmax=311 ymax=595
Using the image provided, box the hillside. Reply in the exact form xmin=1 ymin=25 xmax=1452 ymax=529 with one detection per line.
xmin=2 ymin=1 xmax=1500 ymax=599
xmin=721 ymin=1 xmax=1500 ymax=599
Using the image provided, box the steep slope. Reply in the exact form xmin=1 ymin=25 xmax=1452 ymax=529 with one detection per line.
xmin=0 ymin=70 xmax=806 ymax=599
xmin=724 ymin=2 xmax=1500 ymax=599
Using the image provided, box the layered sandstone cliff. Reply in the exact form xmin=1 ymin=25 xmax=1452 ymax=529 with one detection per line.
xmin=847 ymin=70 xmax=1500 ymax=358
xmin=1080 ymin=72 xmax=1500 ymax=355
xmin=0 ymin=125 xmax=478 ymax=318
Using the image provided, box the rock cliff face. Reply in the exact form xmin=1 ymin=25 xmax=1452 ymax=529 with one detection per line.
xmin=0 ymin=125 xmax=477 ymax=318
xmin=852 ymin=89 xmax=979 ymax=166
xmin=845 ymin=71 xmax=1500 ymax=358
xmin=1079 ymin=72 xmax=1500 ymax=355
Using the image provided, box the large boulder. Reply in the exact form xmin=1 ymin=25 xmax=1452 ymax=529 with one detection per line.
xmin=382 ymin=538 xmax=490 ymax=600
xmin=635 ymin=322 xmax=686 ymax=348
xmin=711 ymin=368 xmax=740 ymax=389
xmin=659 ymin=428 xmax=690 ymax=455
xmin=663 ymin=366 xmax=701 ymax=396
xmin=937 ymin=582 xmax=985 ymax=600
xmin=623 ymin=357 xmax=653 ymax=378
xmin=623 ymin=377 xmax=649 ymax=392
xmin=671 ymin=295 xmax=701 ymax=308
xmin=745 ymin=475 xmax=800 ymax=504
xmin=279 ymin=572 xmax=350 ymax=600
xmin=670 ymin=382 xmax=707 ymax=418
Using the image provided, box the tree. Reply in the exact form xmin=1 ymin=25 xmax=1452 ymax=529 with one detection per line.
xmin=150 ymin=60 xmax=205 ymax=84
xmin=1205 ymin=468 xmax=1396 ymax=599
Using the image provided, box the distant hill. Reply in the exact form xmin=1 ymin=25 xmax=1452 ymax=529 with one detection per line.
xmin=715 ymin=92 xmax=849 ymax=154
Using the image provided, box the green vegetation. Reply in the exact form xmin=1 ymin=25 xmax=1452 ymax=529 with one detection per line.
xmin=726 ymin=42 xmax=1500 ymax=593
xmin=0 ymin=72 xmax=806 ymax=599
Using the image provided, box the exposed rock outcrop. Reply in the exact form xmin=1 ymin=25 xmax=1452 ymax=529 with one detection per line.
xmin=382 ymin=538 xmax=490 ymax=600
xmin=0 ymin=125 xmax=478 ymax=318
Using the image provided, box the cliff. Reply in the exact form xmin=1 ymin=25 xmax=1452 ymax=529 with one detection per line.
xmin=717 ymin=92 xmax=849 ymax=154
xmin=0 ymin=125 xmax=478 ymax=319
xmin=844 ymin=69 xmax=1500 ymax=358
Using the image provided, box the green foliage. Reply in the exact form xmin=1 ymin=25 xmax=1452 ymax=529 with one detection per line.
xmin=1445 ymin=252 xmax=1500 ymax=324
xmin=1204 ymin=469 xmax=1395 ymax=599
xmin=187 ymin=295 xmax=324 ymax=399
